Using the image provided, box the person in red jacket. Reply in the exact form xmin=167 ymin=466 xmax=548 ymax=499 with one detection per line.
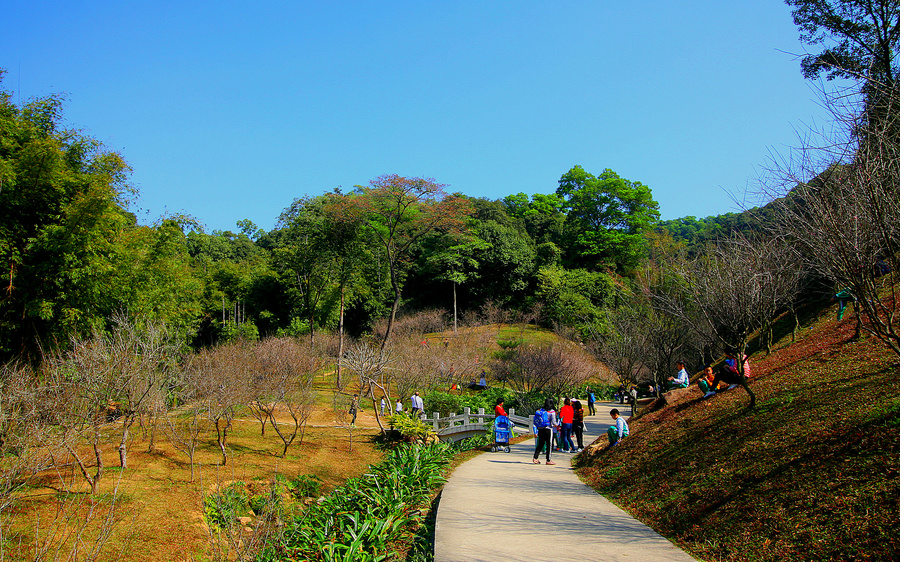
xmin=494 ymin=397 xmax=508 ymax=417
xmin=559 ymin=397 xmax=576 ymax=452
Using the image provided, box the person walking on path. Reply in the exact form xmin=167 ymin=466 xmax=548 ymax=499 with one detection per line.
xmin=532 ymin=399 xmax=557 ymax=465
xmin=380 ymin=397 xmax=386 ymax=415
xmin=410 ymin=392 xmax=423 ymax=416
xmin=572 ymin=399 xmax=585 ymax=451
xmin=587 ymin=388 xmax=596 ymax=416
xmin=494 ymin=397 xmax=508 ymax=417
xmin=349 ymin=394 xmax=359 ymax=425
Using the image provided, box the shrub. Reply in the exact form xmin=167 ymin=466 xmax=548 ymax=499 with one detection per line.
xmin=204 ymin=482 xmax=249 ymax=529
xmin=260 ymin=441 xmax=465 ymax=561
xmin=388 ymin=412 xmax=436 ymax=443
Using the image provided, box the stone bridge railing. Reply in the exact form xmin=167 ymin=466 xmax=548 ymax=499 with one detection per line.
xmin=420 ymin=407 xmax=533 ymax=442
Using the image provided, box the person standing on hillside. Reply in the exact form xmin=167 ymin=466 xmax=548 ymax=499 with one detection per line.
xmin=395 ymin=398 xmax=403 ymax=415
xmin=380 ymin=397 xmax=386 ymax=415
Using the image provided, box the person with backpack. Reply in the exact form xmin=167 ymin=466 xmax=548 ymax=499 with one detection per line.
xmin=532 ymin=398 xmax=558 ymax=465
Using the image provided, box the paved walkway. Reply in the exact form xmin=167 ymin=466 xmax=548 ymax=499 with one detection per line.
xmin=433 ymin=401 xmax=698 ymax=562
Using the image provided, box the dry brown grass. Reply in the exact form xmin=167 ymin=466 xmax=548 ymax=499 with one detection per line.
xmin=5 ymin=408 xmax=383 ymax=561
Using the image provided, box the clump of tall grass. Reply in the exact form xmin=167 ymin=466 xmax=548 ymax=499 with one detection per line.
xmin=259 ymin=441 xmax=461 ymax=561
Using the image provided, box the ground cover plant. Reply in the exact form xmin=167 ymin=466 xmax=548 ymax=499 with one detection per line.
xmin=575 ymin=303 xmax=900 ymax=561
xmin=258 ymin=441 xmax=462 ymax=561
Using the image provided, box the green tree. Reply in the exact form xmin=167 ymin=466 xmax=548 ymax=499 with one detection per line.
xmin=0 ymin=76 xmax=132 ymax=359
xmin=355 ymin=175 xmax=470 ymax=349
xmin=469 ymin=219 xmax=537 ymax=306
xmin=271 ymin=196 xmax=335 ymax=344
xmin=787 ymin=0 xmax=900 ymax=88
xmin=423 ymin=229 xmax=489 ymax=333
xmin=556 ymin=165 xmax=659 ymax=274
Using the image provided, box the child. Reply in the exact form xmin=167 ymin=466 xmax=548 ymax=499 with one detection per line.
xmin=698 ymin=366 xmax=716 ymax=396
xmin=606 ymin=408 xmax=629 ymax=448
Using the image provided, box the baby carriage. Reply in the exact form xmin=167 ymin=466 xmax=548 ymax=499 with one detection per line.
xmin=492 ymin=415 xmax=512 ymax=453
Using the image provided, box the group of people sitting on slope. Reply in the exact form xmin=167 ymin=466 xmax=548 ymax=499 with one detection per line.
xmin=531 ymin=397 xmax=588 ymax=464
xmin=666 ymin=354 xmax=752 ymax=399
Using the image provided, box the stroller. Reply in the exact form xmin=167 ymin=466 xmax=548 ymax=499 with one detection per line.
xmin=492 ymin=415 xmax=512 ymax=453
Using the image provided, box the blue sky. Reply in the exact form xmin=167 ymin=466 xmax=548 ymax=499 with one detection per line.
xmin=3 ymin=1 xmax=843 ymax=233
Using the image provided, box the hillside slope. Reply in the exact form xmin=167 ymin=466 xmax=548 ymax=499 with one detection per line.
xmin=575 ymin=308 xmax=900 ymax=561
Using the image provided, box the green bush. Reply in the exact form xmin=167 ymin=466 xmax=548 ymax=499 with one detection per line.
xmin=423 ymin=387 xmax=518 ymax=416
xmin=388 ymin=412 xmax=436 ymax=443
xmin=259 ymin=439 xmax=490 ymax=561
xmin=204 ymin=482 xmax=249 ymax=529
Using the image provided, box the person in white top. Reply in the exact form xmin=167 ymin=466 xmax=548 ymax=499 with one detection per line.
xmin=410 ymin=392 xmax=424 ymax=416
xmin=667 ymin=360 xmax=690 ymax=390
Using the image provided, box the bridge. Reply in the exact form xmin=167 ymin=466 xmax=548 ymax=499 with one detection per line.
xmin=420 ymin=407 xmax=533 ymax=442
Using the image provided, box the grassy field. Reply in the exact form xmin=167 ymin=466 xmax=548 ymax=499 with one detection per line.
xmin=575 ymin=305 xmax=900 ymax=561
xmin=5 ymin=396 xmax=384 ymax=561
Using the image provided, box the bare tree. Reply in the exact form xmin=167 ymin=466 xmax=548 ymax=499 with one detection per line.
xmin=584 ymin=306 xmax=653 ymax=391
xmin=42 ymin=329 xmax=136 ymax=494
xmin=491 ymin=342 xmax=592 ymax=411
xmin=162 ymin=371 xmax=208 ymax=483
xmin=190 ymin=343 xmax=250 ymax=465
xmin=257 ymin=338 xmax=321 ymax=458
xmin=341 ymin=341 xmax=394 ymax=435
xmin=107 ymin=314 xmax=182 ymax=469
xmin=657 ymin=234 xmax=802 ymax=409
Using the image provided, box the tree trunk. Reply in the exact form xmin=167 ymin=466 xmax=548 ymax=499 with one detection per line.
xmin=118 ymin=423 xmax=129 ymax=469
xmin=216 ymin=418 xmax=229 ymax=465
xmin=381 ymin=257 xmax=402 ymax=350
xmin=453 ymin=281 xmax=458 ymax=334
xmin=337 ymin=284 xmax=345 ymax=389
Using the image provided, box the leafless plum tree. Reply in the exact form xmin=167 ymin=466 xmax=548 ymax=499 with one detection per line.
xmin=189 ymin=343 xmax=251 ymax=465
xmin=657 ymin=234 xmax=802 ymax=409
xmin=341 ymin=341 xmax=394 ymax=435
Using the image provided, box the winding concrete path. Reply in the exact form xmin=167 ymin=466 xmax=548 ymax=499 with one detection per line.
xmin=433 ymin=401 xmax=698 ymax=562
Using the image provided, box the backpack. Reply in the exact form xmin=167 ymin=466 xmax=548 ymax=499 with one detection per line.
xmin=533 ymin=409 xmax=550 ymax=429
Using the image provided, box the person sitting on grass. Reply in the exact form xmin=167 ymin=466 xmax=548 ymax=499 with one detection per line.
xmin=606 ymin=408 xmax=629 ymax=448
xmin=697 ymin=365 xmax=716 ymax=394
xmin=667 ymin=360 xmax=690 ymax=390
xmin=701 ymin=364 xmax=746 ymax=398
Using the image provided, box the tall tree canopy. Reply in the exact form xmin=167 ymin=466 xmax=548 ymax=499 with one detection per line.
xmin=556 ymin=165 xmax=659 ymax=274
xmin=787 ymin=0 xmax=900 ymax=88
xmin=354 ymin=175 xmax=471 ymax=348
